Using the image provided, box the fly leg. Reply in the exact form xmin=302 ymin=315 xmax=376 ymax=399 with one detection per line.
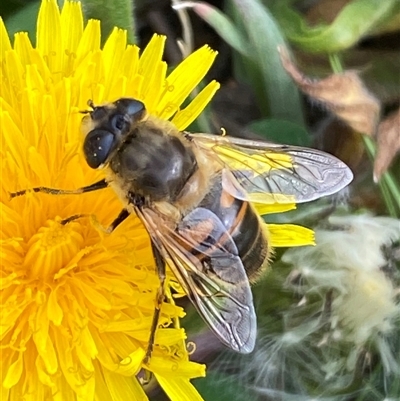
xmin=104 ymin=208 xmax=131 ymax=233
xmin=11 ymin=177 xmax=130 ymax=232
xmin=9 ymin=179 xmax=108 ymax=198
xmin=10 ymin=179 xmax=110 ymax=225
xmin=9 ymin=179 xmax=118 ymax=228
xmin=129 ymin=195 xmax=167 ymax=364
xmin=144 ymin=241 xmax=166 ymax=365
xmin=60 ymin=208 xmax=130 ymax=230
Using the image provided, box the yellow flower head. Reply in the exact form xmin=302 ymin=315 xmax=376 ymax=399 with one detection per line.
xmin=0 ymin=1 xmax=314 ymax=400
xmin=1 ymin=1 xmax=219 ymax=400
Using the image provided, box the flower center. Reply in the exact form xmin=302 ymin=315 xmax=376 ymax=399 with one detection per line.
xmin=24 ymin=219 xmax=84 ymax=279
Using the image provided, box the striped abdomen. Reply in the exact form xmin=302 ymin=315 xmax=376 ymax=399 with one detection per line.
xmin=198 ymin=173 xmax=269 ymax=281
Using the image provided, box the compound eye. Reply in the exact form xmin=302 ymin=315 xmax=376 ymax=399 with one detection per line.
xmin=125 ymin=99 xmax=145 ymax=117
xmin=115 ymin=98 xmax=145 ymax=121
xmin=83 ymin=129 xmax=115 ymax=168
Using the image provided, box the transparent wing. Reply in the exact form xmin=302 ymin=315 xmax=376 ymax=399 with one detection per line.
xmin=135 ymin=206 xmax=256 ymax=354
xmin=190 ymin=133 xmax=353 ymax=204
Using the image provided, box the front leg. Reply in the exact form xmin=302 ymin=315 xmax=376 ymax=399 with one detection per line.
xmin=60 ymin=208 xmax=131 ymax=230
xmin=10 ymin=179 xmax=108 ymax=199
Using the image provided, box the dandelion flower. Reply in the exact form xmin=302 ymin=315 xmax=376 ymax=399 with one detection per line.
xmin=0 ymin=1 xmax=315 ymax=400
xmin=0 ymin=1 xmax=218 ymax=399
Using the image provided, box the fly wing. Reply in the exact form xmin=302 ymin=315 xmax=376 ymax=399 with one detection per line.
xmin=135 ymin=205 xmax=256 ymax=354
xmin=190 ymin=133 xmax=353 ymax=204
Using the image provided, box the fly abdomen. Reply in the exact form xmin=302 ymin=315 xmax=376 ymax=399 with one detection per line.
xmin=232 ymin=201 xmax=269 ymax=282
xmin=198 ymin=174 xmax=269 ymax=281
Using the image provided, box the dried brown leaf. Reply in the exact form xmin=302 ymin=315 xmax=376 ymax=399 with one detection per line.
xmin=373 ymin=108 xmax=400 ymax=181
xmin=279 ymin=47 xmax=381 ymax=136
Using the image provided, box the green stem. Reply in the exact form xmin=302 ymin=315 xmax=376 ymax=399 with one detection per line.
xmin=329 ymin=53 xmax=343 ymax=74
xmin=382 ymin=174 xmax=400 ymax=211
xmin=363 ymin=136 xmax=399 ymax=217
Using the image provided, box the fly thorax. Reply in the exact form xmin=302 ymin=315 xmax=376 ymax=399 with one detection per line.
xmin=109 ymin=126 xmax=197 ymax=202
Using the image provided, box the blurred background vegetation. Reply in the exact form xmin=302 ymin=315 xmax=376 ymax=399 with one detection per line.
xmin=2 ymin=0 xmax=399 ymax=400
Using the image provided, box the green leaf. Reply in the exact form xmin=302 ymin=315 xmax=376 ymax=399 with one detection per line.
xmin=248 ymin=118 xmax=311 ymax=146
xmin=191 ymin=0 xmax=304 ymax=124
xmin=273 ymin=0 xmax=400 ymax=53
xmin=191 ymin=2 xmax=250 ymax=57
xmin=370 ymin=8 xmax=400 ymax=35
xmin=80 ymin=0 xmax=135 ymax=44
xmin=227 ymin=0 xmax=305 ymax=125
xmin=3 ymin=1 xmax=40 ymax=44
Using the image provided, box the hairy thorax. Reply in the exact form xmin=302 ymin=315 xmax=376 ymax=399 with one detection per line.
xmin=106 ymin=117 xmax=221 ymax=222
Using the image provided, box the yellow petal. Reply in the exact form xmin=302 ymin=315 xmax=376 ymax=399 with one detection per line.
xmin=3 ymin=352 xmax=23 ymax=388
xmin=172 ymin=80 xmax=220 ymax=130
xmin=157 ymin=46 xmax=218 ymax=120
xmin=268 ymin=223 xmax=315 ymax=247
xmin=117 ymin=348 xmax=146 ymax=376
xmin=254 ymin=201 xmax=297 ymax=215
xmin=0 ymin=17 xmax=12 ymax=62
xmin=102 ymin=27 xmax=128 ymax=98
xmin=60 ymin=0 xmax=83 ymax=51
xmin=103 ymin=369 xmax=149 ymax=401
xmin=37 ymin=0 xmax=63 ymax=74
xmin=142 ymin=60 xmax=167 ymax=113
xmin=149 ymin=356 xmax=206 ymax=379
xmin=139 ymin=35 xmax=166 ymax=73
xmin=138 ymin=35 xmax=166 ymax=103
xmin=14 ymin=33 xmax=34 ymax=65
xmin=156 ymin=376 xmax=206 ymax=401
xmin=75 ymin=19 xmax=101 ymax=62
xmin=60 ymin=0 xmax=83 ymax=75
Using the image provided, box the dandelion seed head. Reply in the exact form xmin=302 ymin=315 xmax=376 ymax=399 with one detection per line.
xmin=212 ymin=213 xmax=399 ymax=400
xmin=283 ymin=213 xmax=400 ymax=345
